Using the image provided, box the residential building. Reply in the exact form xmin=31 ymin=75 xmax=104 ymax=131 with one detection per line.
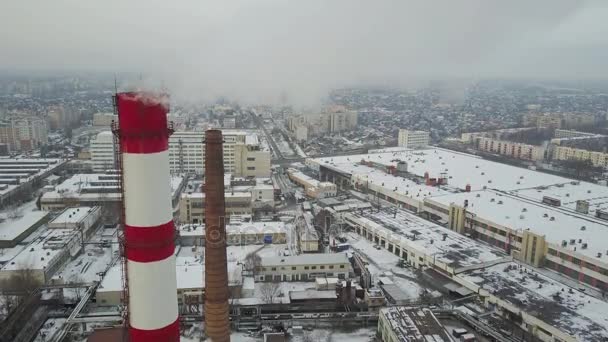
xmin=477 ymin=137 xmax=545 ymax=161
xmin=255 ymin=253 xmax=352 ymax=282
xmin=0 ymin=116 xmax=48 ymax=152
xmin=168 ymin=130 xmax=271 ymax=177
xmin=90 ymin=131 xmax=116 ymax=172
xmin=92 ymin=113 xmax=117 ymax=127
xmin=397 ymin=129 xmax=430 ymax=149
xmin=378 ymin=307 xmax=451 ymax=342
xmin=553 ymin=146 xmax=608 ymax=168
xmin=286 ymin=109 xmax=358 ymax=141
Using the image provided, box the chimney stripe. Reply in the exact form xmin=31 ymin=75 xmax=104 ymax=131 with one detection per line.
xmin=124 ymin=222 xmax=175 ymax=263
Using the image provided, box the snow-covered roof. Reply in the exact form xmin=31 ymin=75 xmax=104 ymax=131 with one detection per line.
xmin=428 ymin=190 xmax=608 ymax=260
xmin=344 ymin=209 xmax=508 ymax=271
xmin=310 ymin=147 xmax=606 ymax=194
xmin=510 ymin=182 xmax=608 ymax=219
xmin=98 ymin=257 xmax=242 ymax=293
xmin=1 ymin=228 xmax=76 ymax=271
xmin=289 ymin=290 xmax=337 ymax=301
xmin=380 ymin=306 xmax=451 ymax=342
xmin=179 ymin=221 xmax=286 ymax=237
xmin=0 ymin=158 xmax=64 ymax=195
xmin=49 ymin=207 xmax=96 ymax=226
xmin=261 ymin=253 xmax=350 ymax=267
xmin=460 ymin=262 xmax=608 ymax=341
xmin=0 ymin=200 xmax=48 ymax=242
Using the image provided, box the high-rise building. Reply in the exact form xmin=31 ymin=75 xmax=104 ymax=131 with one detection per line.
xmin=397 ymin=129 xmax=429 ymax=149
xmin=90 ymin=131 xmax=116 ymax=172
xmin=168 ymin=130 xmax=270 ymax=177
xmin=0 ymin=116 xmax=48 ymax=152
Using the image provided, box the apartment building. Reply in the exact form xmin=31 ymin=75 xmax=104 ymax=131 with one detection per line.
xmin=90 ymin=131 xmax=116 ymax=172
xmin=255 ymin=253 xmax=351 ymax=282
xmin=553 ymin=146 xmax=608 ymax=168
xmin=168 ymin=130 xmax=270 ymax=177
xmin=287 ymin=110 xmax=358 ymax=141
xmin=0 ymin=116 xmax=48 ymax=152
xmin=397 ymin=129 xmax=430 ymax=149
xmin=92 ymin=113 xmax=117 ymax=127
xmin=477 ymin=137 xmax=545 ymax=161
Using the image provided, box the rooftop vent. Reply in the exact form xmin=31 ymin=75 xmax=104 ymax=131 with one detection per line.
xmin=581 ymin=226 xmax=586 ymax=231
xmin=565 ymin=193 xmax=570 ymax=197
xmin=497 ymin=200 xmax=503 ymax=204
xmin=588 ymin=190 xmax=592 ymax=194
xmin=543 ymin=213 xmax=549 ymax=218
xmin=520 ymin=215 xmax=525 ymax=219
xmin=490 ymin=198 xmax=495 ymax=202
xmin=520 ymin=176 xmax=524 ymax=179
xmin=582 ymin=243 xmax=588 ymax=249
xmin=578 ymin=238 xmax=582 ymax=243
xmin=481 ymin=172 xmax=485 ymax=175
xmin=522 ymin=208 xmax=527 ymax=212
xmin=476 ymin=193 xmax=481 ymax=198
xmin=488 ymin=180 xmax=492 ymax=183
xmin=549 ymin=216 xmax=555 ymax=221
xmin=562 ymin=240 xmax=567 ymax=247
xmin=597 ymin=253 xmax=602 ymax=258
xmin=570 ymin=239 xmax=575 ymax=245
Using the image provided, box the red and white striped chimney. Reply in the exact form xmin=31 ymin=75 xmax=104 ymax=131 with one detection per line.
xmin=116 ymin=92 xmax=180 ymax=342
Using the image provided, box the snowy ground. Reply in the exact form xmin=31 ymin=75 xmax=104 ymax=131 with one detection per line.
xmin=32 ymin=318 xmax=66 ymax=342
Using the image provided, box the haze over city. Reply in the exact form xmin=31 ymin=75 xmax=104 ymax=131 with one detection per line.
xmin=2 ymin=1 xmax=608 ymax=105
xmin=1 ymin=2 xmax=608 ymax=342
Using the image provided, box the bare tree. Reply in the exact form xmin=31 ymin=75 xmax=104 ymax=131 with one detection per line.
xmin=260 ymin=282 xmax=281 ymax=304
xmin=244 ymin=252 xmax=261 ymax=275
xmin=228 ymin=268 xmax=242 ymax=308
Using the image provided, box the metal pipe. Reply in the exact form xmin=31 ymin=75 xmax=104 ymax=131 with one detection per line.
xmin=204 ymin=129 xmax=231 ymax=342
xmin=116 ymin=92 xmax=180 ymax=342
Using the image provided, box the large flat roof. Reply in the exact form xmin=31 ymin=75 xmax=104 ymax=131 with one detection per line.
xmin=428 ymin=190 xmax=608 ymax=260
xmin=311 ymin=147 xmax=607 ymax=196
xmin=460 ymin=262 xmax=608 ymax=341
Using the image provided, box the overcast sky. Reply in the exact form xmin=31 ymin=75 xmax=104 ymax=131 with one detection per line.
xmin=1 ymin=0 xmax=607 ymax=104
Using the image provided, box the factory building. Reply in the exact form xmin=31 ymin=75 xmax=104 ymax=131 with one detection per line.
xmin=40 ymin=172 xmax=185 ymax=214
xmin=425 ymin=189 xmax=608 ymax=292
xmin=255 ymin=253 xmax=351 ymax=282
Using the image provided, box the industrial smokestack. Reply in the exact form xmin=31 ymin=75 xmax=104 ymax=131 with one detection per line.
xmin=116 ymin=92 xmax=179 ymax=342
xmin=204 ymin=129 xmax=231 ymax=342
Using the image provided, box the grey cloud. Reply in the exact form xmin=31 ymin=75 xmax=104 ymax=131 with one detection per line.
xmin=0 ymin=0 xmax=606 ymax=105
